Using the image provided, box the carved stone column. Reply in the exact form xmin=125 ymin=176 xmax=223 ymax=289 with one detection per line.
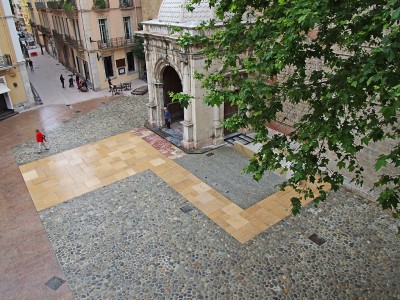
xmin=180 ymin=55 xmax=194 ymax=149
xmin=153 ymin=82 xmax=164 ymax=127
xmin=145 ymin=42 xmax=158 ymax=127
xmin=212 ymin=104 xmax=224 ymax=145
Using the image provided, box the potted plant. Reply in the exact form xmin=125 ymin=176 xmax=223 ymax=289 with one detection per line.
xmin=94 ymin=0 xmax=106 ymax=9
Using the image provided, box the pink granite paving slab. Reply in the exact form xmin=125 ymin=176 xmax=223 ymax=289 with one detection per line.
xmin=132 ymin=128 xmax=186 ymax=160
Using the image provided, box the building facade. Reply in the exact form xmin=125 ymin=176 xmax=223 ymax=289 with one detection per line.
xmin=139 ymin=1 xmax=237 ymax=149
xmin=0 ymin=0 xmax=34 ymax=115
xmin=28 ymin=0 xmax=144 ymax=90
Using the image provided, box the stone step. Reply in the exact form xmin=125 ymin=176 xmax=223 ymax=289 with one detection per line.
xmin=0 ymin=109 xmax=18 ymax=121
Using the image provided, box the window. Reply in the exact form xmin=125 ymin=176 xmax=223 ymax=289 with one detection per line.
xmin=103 ymin=56 xmax=113 ymax=77
xmin=83 ymin=61 xmax=90 ymax=80
xmin=123 ymin=16 xmax=132 ymax=41
xmin=98 ymin=19 xmax=109 ymax=44
xmin=116 ymin=59 xmax=125 ymax=68
xmin=74 ymin=19 xmax=81 ymax=41
xmin=76 ymin=57 xmax=81 ymax=73
xmin=126 ymin=52 xmax=135 ymax=72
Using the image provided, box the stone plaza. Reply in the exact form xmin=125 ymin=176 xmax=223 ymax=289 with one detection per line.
xmin=5 ymin=94 xmax=400 ymax=299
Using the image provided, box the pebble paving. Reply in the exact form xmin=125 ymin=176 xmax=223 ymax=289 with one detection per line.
xmin=39 ymin=171 xmax=400 ymax=299
xmin=13 ymin=95 xmax=148 ymax=166
xmin=14 ymin=93 xmax=400 ymax=299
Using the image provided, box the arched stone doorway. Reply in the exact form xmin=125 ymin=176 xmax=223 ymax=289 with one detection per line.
xmin=162 ymin=66 xmax=184 ymax=122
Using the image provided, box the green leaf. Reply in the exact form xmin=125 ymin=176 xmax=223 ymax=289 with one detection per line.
xmin=375 ymin=155 xmax=387 ymax=171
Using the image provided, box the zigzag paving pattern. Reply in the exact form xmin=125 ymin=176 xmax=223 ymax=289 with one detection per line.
xmin=20 ymin=129 xmax=329 ymax=243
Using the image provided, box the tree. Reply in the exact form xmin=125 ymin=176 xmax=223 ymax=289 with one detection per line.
xmin=132 ymin=24 xmax=145 ymax=60
xmin=174 ymin=0 xmax=400 ymax=228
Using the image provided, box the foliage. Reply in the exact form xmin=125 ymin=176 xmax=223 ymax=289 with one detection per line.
xmin=63 ymin=0 xmax=73 ymax=12
xmin=177 ymin=0 xmax=400 ymax=226
xmin=132 ymin=36 xmax=145 ymax=60
xmin=170 ymin=92 xmax=193 ymax=108
xmin=94 ymin=0 xmax=106 ymax=9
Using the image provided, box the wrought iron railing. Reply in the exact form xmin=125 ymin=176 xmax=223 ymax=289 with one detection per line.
xmin=52 ymin=30 xmax=65 ymax=42
xmin=92 ymin=0 xmax=109 ymax=10
xmin=65 ymin=35 xmax=84 ymax=50
xmin=47 ymin=0 xmax=63 ymax=9
xmin=34 ymin=1 xmax=46 ymax=9
xmin=0 ymin=55 xmax=12 ymax=69
xmin=119 ymin=0 xmax=133 ymax=8
xmin=37 ymin=25 xmax=50 ymax=34
xmin=97 ymin=37 xmax=134 ymax=50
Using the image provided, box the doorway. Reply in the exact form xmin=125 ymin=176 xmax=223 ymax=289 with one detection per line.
xmin=223 ymin=101 xmax=238 ymax=134
xmin=103 ymin=56 xmax=114 ymax=78
xmin=0 ymin=94 xmax=8 ymax=111
xmin=162 ymin=66 xmax=183 ymax=122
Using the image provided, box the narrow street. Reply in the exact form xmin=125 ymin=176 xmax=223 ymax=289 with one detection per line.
xmin=26 ymin=49 xmax=108 ymax=106
xmin=26 ymin=49 xmax=146 ymax=106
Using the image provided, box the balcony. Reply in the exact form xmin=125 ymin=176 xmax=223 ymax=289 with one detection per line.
xmin=93 ymin=0 xmax=109 ymax=10
xmin=97 ymin=37 xmax=134 ymax=50
xmin=34 ymin=1 xmax=46 ymax=9
xmin=37 ymin=25 xmax=50 ymax=34
xmin=64 ymin=0 xmax=78 ymax=18
xmin=47 ymin=0 xmax=63 ymax=9
xmin=52 ymin=30 xmax=65 ymax=42
xmin=119 ymin=0 xmax=133 ymax=9
xmin=65 ymin=35 xmax=84 ymax=51
xmin=0 ymin=55 xmax=12 ymax=70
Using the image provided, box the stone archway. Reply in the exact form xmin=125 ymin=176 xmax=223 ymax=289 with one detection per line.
xmin=162 ymin=66 xmax=184 ymax=122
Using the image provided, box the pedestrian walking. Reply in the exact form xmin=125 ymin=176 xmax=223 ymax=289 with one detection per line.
xmin=75 ymin=73 xmax=79 ymax=84
xmin=60 ymin=75 xmax=65 ymax=88
xmin=28 ymin=59 xmax=33 ymax=71
xmin=69 ymin=77 xmax=74 ymax=87
xmin=164 ymin=107 xmax=171 ymax=129
xmin=35 ymin=129 xmax=49 ymax=153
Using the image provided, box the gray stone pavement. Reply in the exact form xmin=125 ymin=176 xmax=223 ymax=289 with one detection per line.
xmin=175 ymin=146 xmax=285 ymax=209
xmin=13 ymin=95 xmax=148 ymax=165
xmin=40 ymin=172 xmax=400 ymax=299
xmin=12 ymin=96 xmax=400 ymax=299
xmin=26 ymin=48 xmax=146 ymax=107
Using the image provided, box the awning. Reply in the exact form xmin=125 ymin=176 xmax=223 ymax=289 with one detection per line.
xmin=0 ymin=83 xmax=11 ymax=94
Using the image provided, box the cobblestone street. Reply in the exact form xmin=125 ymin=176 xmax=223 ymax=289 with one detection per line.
xmin=9 ymin=95 xmax=400 ymax=299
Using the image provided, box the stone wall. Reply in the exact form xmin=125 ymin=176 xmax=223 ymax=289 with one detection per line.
xmin=275 ymin=57 xmax=398 ymax=198
xmin=141 ymin=0 xmax=163 ymax=21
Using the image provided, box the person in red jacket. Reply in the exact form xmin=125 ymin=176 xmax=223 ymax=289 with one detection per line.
xmin=35 ymin=129 xmax=49 ymax=153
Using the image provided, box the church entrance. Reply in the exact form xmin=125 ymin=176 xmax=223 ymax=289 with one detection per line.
xmin=162 ymin=66 xmax=184 ymax=122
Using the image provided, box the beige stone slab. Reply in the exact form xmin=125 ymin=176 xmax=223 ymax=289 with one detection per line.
xmin=225 ymin=214 xmax=250 ymax=230
xmin=200 ymin=199 xmax=226 ymax=215
xmin=221 ymin=203 xmax=243 ymax=215
xmin=84 ymin=177 xmax=102 ymax=188
xmin=196 ymin=192 xmax=217 ymax=204
xmin=231 ymin=223 xmax=262 ymax=244
xmin=21 ymin=169 xmax=39 ymax=182
xmin=112 ymin=161 xmax=129 ymax=170
xmin=192 ymin=182 xmax=212 ymax=194
xmin=150 ymin=158 xmax=166 ymax=167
